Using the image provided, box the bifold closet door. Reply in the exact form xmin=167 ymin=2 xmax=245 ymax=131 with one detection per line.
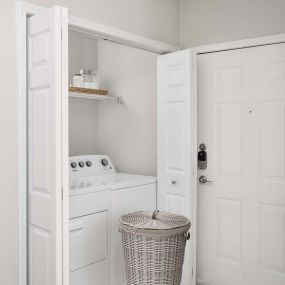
xmin=157 ymin=49 xmax=193 ymax=285
xmin=28 ymin=6 xmax=69 ymax=285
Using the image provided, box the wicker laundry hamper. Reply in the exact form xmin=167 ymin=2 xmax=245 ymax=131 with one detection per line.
xmin=119 ymin=210 xmax=191 ymax=285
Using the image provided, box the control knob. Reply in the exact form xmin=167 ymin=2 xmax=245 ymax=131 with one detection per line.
xmin=86 ymin=161 xmax=92 ymax=167
xmin=78 ymin=161 xmax=85 ymax=167
xmin=70 ymin=162 xmax=77 ymax=169
xmin=101 ymin=158 xmax=109 ymax=167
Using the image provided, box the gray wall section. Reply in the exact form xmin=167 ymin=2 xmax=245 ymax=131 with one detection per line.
xmin=69 ymin=37 xmax=157 ymax=175
xmin=0 ymin=0 xmax=17 ymax=284
xmin=179 ymin=0 xmax=285 ymax=47
xmin=69 ymin=98 xmax=98 ymax=156
xmin=68 ymin=31 xmax=99 ymax=83
xmin=96 ymin=40 xmax=157 ymax=176
xmin=68 ymin=31 xmax=98 ymax=156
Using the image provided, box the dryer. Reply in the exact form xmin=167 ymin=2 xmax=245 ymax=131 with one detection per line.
xmin=69 ymin=155 xmax=157 ymax=285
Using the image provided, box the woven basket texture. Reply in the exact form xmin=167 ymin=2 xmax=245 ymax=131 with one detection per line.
xmin=121 ymin=229 xmax=187 ymax=285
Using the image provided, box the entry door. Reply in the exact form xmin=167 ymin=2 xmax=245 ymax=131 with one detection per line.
xmin=28 ymin=6 xmax=69 ymax=285
xmin=157 ymin=49 xmax=193 ymax=285
xmin=197 ymin=43 xmax=285 ymax=285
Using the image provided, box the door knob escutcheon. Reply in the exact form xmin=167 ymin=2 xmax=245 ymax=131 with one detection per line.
xmin=199 ymin=175 xmax=213 ymax=184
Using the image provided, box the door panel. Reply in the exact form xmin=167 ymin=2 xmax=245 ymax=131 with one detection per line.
xmin=215 ymin=197 xmax=241 ymax=263
xmin=259 ymin=203 xmax=285 ymax=273
xmin=216 ymin=103 xmax=241 ymax=176
xmin=28 ymin=6 xmax=68 ymax=285
xmin=157 ymin=50 xmax=192 ymax=285
xmin=197 ymin=43 xmax=285 ymax=285
xmin=260 ymin=101 xmax=285 ymax=179
xmin=167 ymin=102 xmax=186 ymax=175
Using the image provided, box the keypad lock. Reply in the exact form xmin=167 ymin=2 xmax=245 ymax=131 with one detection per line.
xmin=198 ymin=143 xmax=207 ymax=170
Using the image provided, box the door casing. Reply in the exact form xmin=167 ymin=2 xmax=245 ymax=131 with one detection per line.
xmin=17 ymin=2 xmax=285 ymax=285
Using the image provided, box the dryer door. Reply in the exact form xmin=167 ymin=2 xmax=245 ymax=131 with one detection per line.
xmin=69 ymin=211 xmax=108 ymax=271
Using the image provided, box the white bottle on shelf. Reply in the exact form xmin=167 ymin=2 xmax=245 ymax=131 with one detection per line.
xmin=72 ymin=74 xmax=83 ymax=87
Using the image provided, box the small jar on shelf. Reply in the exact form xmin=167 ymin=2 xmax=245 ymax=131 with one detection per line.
xmin=80 ymin=69 xmax=100 ymax=89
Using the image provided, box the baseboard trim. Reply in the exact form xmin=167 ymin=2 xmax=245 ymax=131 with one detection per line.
xmin=196 ymin=280 xmax=212 ymax=285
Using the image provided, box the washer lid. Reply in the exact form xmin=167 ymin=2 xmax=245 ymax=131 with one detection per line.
xmin=70 ymin=173 xmax=156 ymax=190
xmin=109 ymin=173 xmax=156 ymax=190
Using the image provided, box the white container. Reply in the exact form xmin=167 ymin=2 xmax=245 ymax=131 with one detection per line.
xmin=72 ymin=74 xmax=83 ymax=87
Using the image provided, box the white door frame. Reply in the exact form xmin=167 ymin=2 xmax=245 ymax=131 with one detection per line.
xmin=17 ymin=3 xmax=44 ymax=285
xmin=190 ymin=33 xmax=285 ymax=284
xmin=16 ymin=2 xmax=180 ymax=285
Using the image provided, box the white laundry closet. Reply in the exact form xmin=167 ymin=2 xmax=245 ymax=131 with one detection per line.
xmin=67 ymin=29 xmax=158 ymax=285
xmin=24 ymin=5 xmax=192 ymax=285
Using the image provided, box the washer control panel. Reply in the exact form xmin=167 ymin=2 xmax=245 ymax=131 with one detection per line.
xmin=69 ymin=155 xmax=116 ymax=178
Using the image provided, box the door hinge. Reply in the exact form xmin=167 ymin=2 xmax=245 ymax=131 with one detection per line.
xmin=61 ymin=187 xmax=63 ymax=200
xmin=192 ymin=268 xmax=194 ymax=276
xmin=61 ymin=28 xmax=63 ymax=41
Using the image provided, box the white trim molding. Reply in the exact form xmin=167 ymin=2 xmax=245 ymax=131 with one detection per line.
xmin=69 ymin=15 xmax=180 ymax=54
xmin=17 ymin=3 xmax=43 ymax=285
xmin=16 ymin=4 xmax=26 ymax=284
xmin=193 ymin=33 xmax=285 ymax=55
xmin=196 ymin=280 xmax=212 ymax=285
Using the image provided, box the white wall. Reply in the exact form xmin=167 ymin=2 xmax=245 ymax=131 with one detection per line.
xmin=0 ymin=0 xmax=17 ymax=284
xmin=179 ymin=0 xmax=285 ymax=47
xmin=26 ymin=0 xmax=179 ymax=45
xmin=96 ymin=40 xmax=157 ymax=175
xmin=69 ymin=31 xmax=98 ymax=156
xmin=69 ymin=99 xmax=97 ymax=156
xmin=69 ymin=31 xmax=98 ymax=83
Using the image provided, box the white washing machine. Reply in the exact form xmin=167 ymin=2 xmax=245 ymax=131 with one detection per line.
xmin=69 ymin=155 xmax=157 ymax=285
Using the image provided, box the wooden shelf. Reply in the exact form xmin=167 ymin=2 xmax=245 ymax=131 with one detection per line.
xmin=69 ymin=92 xmax=123 ymax=103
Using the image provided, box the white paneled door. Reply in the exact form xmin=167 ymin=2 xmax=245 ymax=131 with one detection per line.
xmin=157 ymin=50 xmax=192 ymax=285
xmin=197 ymin=43 xmax=285 ymax=285
xmin=28 ymin=6 xmax=69 ymax=285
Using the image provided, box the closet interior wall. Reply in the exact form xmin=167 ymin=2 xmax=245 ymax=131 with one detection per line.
xmin=69 ymin=31 xmax=157 ymax=175
xmin=69 ymin=31 xmax=98 ymax=155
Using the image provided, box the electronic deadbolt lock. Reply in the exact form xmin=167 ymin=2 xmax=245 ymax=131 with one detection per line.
xmin=198 ymin=143 xmax=207 ymax=170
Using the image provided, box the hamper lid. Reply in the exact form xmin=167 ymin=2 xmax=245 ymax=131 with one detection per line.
xmin=119 ymin=210 xmax=191 ymax=236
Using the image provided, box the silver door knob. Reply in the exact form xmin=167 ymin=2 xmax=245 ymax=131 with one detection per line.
xmin=199 ymin=175 xmax=213 ymax=184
